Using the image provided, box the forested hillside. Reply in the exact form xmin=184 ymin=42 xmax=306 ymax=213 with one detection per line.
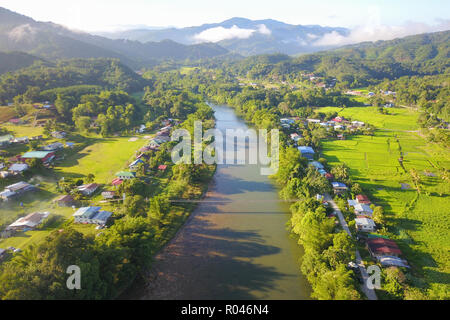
xmin=220 ymin=31 xmax=449 ymax=87
xmin=0 ymin=58 xmax=147 ymax=104
xmin=0 ymin=51 xmax=42 ymax=74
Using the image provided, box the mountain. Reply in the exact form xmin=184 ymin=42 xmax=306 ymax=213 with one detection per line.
xmin=0 ymin=51 xmax=42 ymax=74
xmin=97 ymin=17 xmax=350 ymax=56
xmin=0 ymin=7 xmax=229 ymax=68
xmin=225 ymin=30 xmax=450 ymax=86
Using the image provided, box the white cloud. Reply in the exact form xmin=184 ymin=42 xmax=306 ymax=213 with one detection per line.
xmin=8 ymin=24 xmax=38 ymax=42
xmin=313 ymin=19 xmax=450 ymax=47
xmin=193 ymin=24 xmax=271 ymax=42
xmin=257 ymin=24 xmax=271 ymax=35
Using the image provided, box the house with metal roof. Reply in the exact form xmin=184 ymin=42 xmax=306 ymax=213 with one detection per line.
xmin=298 ymin=146 xmax=315 ymax=159
xmin=310 ymin=161 xmax=324 ymax=170
xmin=73 ymin=207 xmax=102 ymax=223
xmin=355 ymin=217 xmax=376 ymax=232
xmin=73 ymin=207 xmax=112 ymax=225
xmin=332 ymin=182 xmax=348 ymax=194
xmin=129 ymin=159 xmax=144 ymax=169
xmin=77 ymin=183 xmax=99 ymax=196
xmin=21 ymin=151 xmax=55 ymax=163
xmin=367 ymin=238 xmax=402 ymax=258
xmin=8 ymin=163 xmax=29 ymax=174
xmin=115 ymin=171 xmax=136 ymax=180
xmin=0 ymin=134 xmax=13 ymax=147
xmin=7 ymin=212 xmax=51 ymax=231
xmin=42 ymin=142 xmax=64 ymax=151
xmin=354 ymin=203 xmax=373 ymax=217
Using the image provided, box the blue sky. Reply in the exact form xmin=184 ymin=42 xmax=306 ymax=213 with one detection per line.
xmin=1 ymin=0 xmax=449 ymax=31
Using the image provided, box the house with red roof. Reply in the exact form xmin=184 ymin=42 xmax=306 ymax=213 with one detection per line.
xmin=367 ymin=238 xmax=402 ymax=258
xmin=356 ymin=194 xmax=371 ymax=204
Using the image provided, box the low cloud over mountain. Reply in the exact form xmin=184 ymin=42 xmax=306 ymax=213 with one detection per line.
xmin=193 ymin=24 xmax=271 ymax=43
xmin=313 ymin=19 xmax=450 ymax=46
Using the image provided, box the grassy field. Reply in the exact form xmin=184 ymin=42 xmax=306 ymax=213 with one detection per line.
xmin=1 ymin=123 xmax=45 ymax=138
xmin=55 ymin=135 xmax=148 ymax=184
xmin=318 ymin=106 xmax=450 ymax=298
xmin=317 ymin=106 xmax=420 ymax=131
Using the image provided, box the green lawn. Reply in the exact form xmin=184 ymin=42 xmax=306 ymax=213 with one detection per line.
xmin=317 ymin=106 xmax=420 ymax=131
xmin=1 ymin=124 xmax=45 ymax=137
xmin=319 ymin=107 xmax=450 ymax=298
xmin=55 ymin=134 xmax=149 ymax=184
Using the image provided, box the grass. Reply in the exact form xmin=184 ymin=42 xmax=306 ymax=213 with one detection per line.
xmin=317 ymin=106 xmax=420 ymax=131
xmin=1 ymin=123 xmax=45 ymax=137
xmin=55 ymin=134 xmax=148 ymax=184
xmin=318 ymin=106 xmax=450 ymax=297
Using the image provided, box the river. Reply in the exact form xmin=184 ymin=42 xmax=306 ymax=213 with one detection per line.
xmin=130 ymin=103 xmax=311 ymax=300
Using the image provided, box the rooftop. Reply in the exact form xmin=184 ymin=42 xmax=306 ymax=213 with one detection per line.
xmin=21 ymin=151 xmax=54 ymax=159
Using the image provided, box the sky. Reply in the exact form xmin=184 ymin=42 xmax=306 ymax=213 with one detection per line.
xmin=1 ymin=0 xmax=449 ymax=32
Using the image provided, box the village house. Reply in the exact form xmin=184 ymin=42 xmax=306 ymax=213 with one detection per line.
xmin=55 ymin=195 xmax=75 ymax=207
xmin=77 ymin=183 xmax=99 ymax=196
xmin=115 ymin=171 xmax=136 ymax=180
xmin=351 ymin=121 xmax=365 ymax=127
xmin=8 ymin=118 xmax=23 ymax=125
xmin=155 ymin=136 xmax=170 ymax=143
xmin=298 ymin=146 xmax=315 ymax=160
xmin=21 ymin=151 xmax=55 ymax=164
xmin=73 ymin=207 xmax=112 ymax=225
xmin=355 ymin=217 xmax=376 ymax=232
xmin=8 ymin=163 xmax=29 ymax=174
xmin=111 ymin=178 xmax=124 ymax=186
xmin=0 ymin=134 xmax=14 ymax=147
xmin=331 ymin=182 xmax=348 ymax=194
xmin=7 ymin=212 xmax=51 ymax=232
xmin=325 ymin=173 xmax=334 ymax=180
xmin=367 ymin=237 xmax=402 ymax=258
xmin=129 ymin=159 xmax=145 ymax=169
xmin=13 ymin=137 xmax=29 ymax=144
xmin=356 ymin=194 xmax=371 ymax=204
xmin=42 ymin=142 xmax=64 ymax=151
xmin=158 ymin=164 xmax=168 ymax=172
xmin=310 ymin=161 xmax=324 ymax=170
xmin=51 ymin=131 xmax=67 ymax=139
xmin=353 ymin=203 xmax=373 ymax=217
xmin=0 ymin=181 xmax=36 ymax=201
xmin=101 ymin=191 xmax=116 ymax=199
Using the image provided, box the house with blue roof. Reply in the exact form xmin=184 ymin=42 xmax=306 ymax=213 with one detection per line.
xmin=298 ymin=146 xmax=315 ymax=160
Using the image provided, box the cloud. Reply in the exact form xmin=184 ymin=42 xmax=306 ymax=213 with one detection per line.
xmin=313 ymin=19 xmax=450 ymax=47
xmin=8 ymin=24 xmax=38 ymax=42
xmin=193 ymin=24 xmax=271 ymax=42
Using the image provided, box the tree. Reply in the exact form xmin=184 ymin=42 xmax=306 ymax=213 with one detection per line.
xmin=372 ymin=206 xmax=386 ymax=224
xmin=86 ymin=173 xmax=95 ymax=183
xmin=351 ymin=183 xmax=362 ymax=195
xmin=75 ymin=116 xmax=91 ymax=132
xmin=55 ymin=94 xmax=71 ymax=121
xmin=124 ymin=195 xmax=146 ymax=217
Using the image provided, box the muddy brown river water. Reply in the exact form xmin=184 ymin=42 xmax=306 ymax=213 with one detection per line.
xmin=125 ymin=104 xmax=311 ymax=300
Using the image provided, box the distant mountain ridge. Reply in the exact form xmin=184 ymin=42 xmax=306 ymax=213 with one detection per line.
xmin=96 ymin=17 xmax=350 ymax=56
xmin=0 ymin=7 xmax=229 ymax=69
